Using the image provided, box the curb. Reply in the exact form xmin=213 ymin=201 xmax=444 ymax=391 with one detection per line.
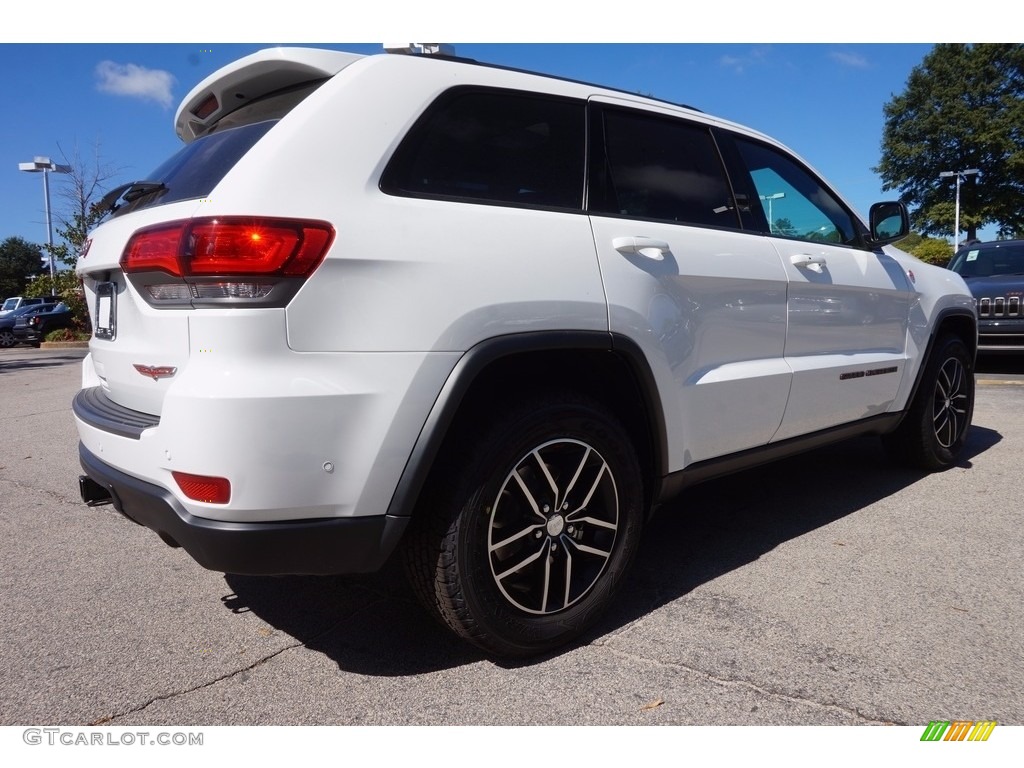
xmin=40 ymin=341 xmax=90 ymax=349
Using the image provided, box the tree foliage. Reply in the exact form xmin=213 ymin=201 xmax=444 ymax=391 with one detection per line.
xmin=0 ymin=236 xmax=44 ymax=299
xmin=876 ymin=44 xmax=1024 ymax=241
xmin=906 ymin=235 xmax=955 ymax=266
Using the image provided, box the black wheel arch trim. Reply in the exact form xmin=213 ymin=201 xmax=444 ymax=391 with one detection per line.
xmin=384 ymin=331 xmax=669 ymax=520
xmin=889 ymin=306 xmax=978 ymax=435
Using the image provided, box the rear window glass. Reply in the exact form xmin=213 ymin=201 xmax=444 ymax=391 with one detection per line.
xmin=382 ymin=88 xmax=586 ymax=210
xmin=111 ymin=121 xmax=275 ymax=217
xmin=112 ymin=80 xmax=324 ymax=218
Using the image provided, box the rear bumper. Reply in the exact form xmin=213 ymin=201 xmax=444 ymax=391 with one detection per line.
xmin=79 ymin=443 xmax=408 ymax=575
xmin=12 ymin=328 xmax=42 ymax=343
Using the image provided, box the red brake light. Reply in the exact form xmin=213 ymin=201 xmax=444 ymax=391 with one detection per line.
xmin=172 ymin=471 xmax=231 ymax=504
xmin=189 ymin=221 xmax=331 ymax=275
xmin=121 ymin=217 xmax=334 ymax=278
xmin=122 ymin=223 xmax=184 ymax=275
xmin=192 ymin=93 xmax=219 ymax=120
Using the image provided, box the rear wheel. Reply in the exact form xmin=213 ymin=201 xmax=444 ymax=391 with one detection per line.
xmin=404 ymin=394 xmax=644 ymax=657
xmin=883 ymin=334 xmax=974 ymax=470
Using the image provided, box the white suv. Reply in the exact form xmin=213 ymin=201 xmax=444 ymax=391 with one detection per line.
xmin=74 ymin=46 xmax=977 ymax=657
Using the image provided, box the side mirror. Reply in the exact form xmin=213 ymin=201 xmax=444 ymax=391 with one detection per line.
xmin=867 ymin=201 xmax=909 ymax=246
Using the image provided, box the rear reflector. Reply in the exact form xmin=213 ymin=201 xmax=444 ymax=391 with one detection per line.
xmin=121 ymin=217 xmax=334 ymax=278
xmin=172 ymin=471 xmax=231 ymax=504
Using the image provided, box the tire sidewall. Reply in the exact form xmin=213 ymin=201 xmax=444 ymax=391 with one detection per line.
xmin=919 ymin=336 xmax=974 ymax=467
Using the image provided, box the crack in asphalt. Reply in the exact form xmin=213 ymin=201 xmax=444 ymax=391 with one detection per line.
xmin=594 ymin=640 xmax=905 ymax=725
xmin=90 ymin=595 xmax=391 ymax=725
xmin=0 ymin=475 xmax=80 ymax=507
xmin=88 ymin=643 xmax=302 ymax=726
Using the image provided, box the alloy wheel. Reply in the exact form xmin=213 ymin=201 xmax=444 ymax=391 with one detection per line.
xmin=487 ymin=438 xmax=619 ymax=615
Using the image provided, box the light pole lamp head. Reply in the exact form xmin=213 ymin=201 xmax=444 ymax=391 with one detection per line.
xmin=17 ymin=157 xmax=71 ymax=174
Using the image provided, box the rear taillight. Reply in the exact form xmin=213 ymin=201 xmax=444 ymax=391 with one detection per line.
xmin=120 ymin=217 xmax=334 ymax=308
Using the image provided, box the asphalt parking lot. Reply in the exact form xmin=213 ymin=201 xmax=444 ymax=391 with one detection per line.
xmin=1 ymin=346 xmax=1022 ymax=726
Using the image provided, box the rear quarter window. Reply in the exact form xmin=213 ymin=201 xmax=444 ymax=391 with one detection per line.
xmin=381 ymin=87 xmax=586 ymax=210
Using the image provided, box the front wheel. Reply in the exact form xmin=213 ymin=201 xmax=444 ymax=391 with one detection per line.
xmin=404 ymin=395 xmax=645 ymax=657
xmin=0 ymin=329 xmax=15 ymax=348
xmin=883 ymin=334 xmax=974 ymax=470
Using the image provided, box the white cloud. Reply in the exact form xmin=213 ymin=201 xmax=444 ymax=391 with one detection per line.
xmin=719 ymin=55 xmax=745 ymax=74
xmin=95 ymin=61 xmax=175 ymax=108
xmin=829 ymin=51 xmax=870 ymax=69
xmin=719 ymin=47 xmax=773 ymax=75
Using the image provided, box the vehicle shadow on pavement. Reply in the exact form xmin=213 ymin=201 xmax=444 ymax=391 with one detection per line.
xmin=977 ymin=355 xmax=1024 ymax=376
xmin=223 ymin=562 xmax=484 ymax=675
xmin=596 ymin=426 xmax=1001 ymax=647
xmin=0 ymin=353 xmax=87 ymax=374
xmin=222 ymin=427 xmax=1000 ymax=675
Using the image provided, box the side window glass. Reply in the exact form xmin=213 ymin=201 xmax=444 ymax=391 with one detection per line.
xmin=381 ymin=88 xmax=585 ymax=209
xmin=734 ymin=138 xmax=857 ymax=245
xmin=591 ymin=108 xmax=739 ymax=229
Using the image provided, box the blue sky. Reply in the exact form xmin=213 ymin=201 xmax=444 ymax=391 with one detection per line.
xmin=0 ymin=3 xmax=1006 ymax=255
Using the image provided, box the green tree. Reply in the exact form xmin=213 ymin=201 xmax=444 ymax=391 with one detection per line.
xmin=876 ymin=44 xmax=1024 ymax=241
xmin=906 ymin=236 xmax=955 ymax=266
xmin=773 ymin=217 xmax=796 ymax=237
xmin=0 ymin=236 xmax=44 ymax=299
xmin=23 ymin=269 xmax=90 ymax=337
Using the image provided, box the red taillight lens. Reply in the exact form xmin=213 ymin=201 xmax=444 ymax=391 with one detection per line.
xmin=188 ymin=221 xmax=331 ymax=275
xmin=122 ymin=223 xmax=184 ymax=275
xmin=172 ymin=471 xmax=231 ymax=504
xmin=121 ymin=217 xmax=334 ymax=278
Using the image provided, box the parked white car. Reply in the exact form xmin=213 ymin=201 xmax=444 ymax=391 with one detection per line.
xmin=74 ymin=46 xmax=977 ymax=656
xmin=0 ymin=296 xmax=51 ymax=319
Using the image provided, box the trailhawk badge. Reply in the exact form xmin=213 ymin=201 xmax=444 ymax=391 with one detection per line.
xmin=133 ymin=364 xmax=177 ymax=381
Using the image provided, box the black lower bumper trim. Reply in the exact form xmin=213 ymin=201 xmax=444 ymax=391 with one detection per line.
xmin=78 ymin=444 xmax=408 ymax=576
xmin=73 ymin=387 xmax=160 ymax=440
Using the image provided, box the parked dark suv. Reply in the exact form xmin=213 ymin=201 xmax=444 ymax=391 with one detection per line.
xmin=949 ymin=240 xmax=1024 ymax=353
xmin=0 ymin=303 xmax=58 ymax=348
xmin=13 ymin=302 xmax=74 ymax=347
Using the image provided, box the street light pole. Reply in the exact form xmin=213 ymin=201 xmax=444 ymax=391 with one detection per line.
xmin=18 ymin=155 xmax=71 ymax=296
xmin=759 ymin=192 xmax=786 ymax=233
xmin=938 ymin=168 xmax=980 ymax=255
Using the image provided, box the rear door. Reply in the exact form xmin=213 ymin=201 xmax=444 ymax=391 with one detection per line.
xmin=587 ymin=99 xmax=791 ymax=466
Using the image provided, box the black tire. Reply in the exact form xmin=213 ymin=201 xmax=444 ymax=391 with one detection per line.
xmin=0 ymin=329 xmax=14 ymax=348
xmin=403 ymin=394 xmax=644 ymax=657
xmin=883 ymin=334 xmax=974 ymax=470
